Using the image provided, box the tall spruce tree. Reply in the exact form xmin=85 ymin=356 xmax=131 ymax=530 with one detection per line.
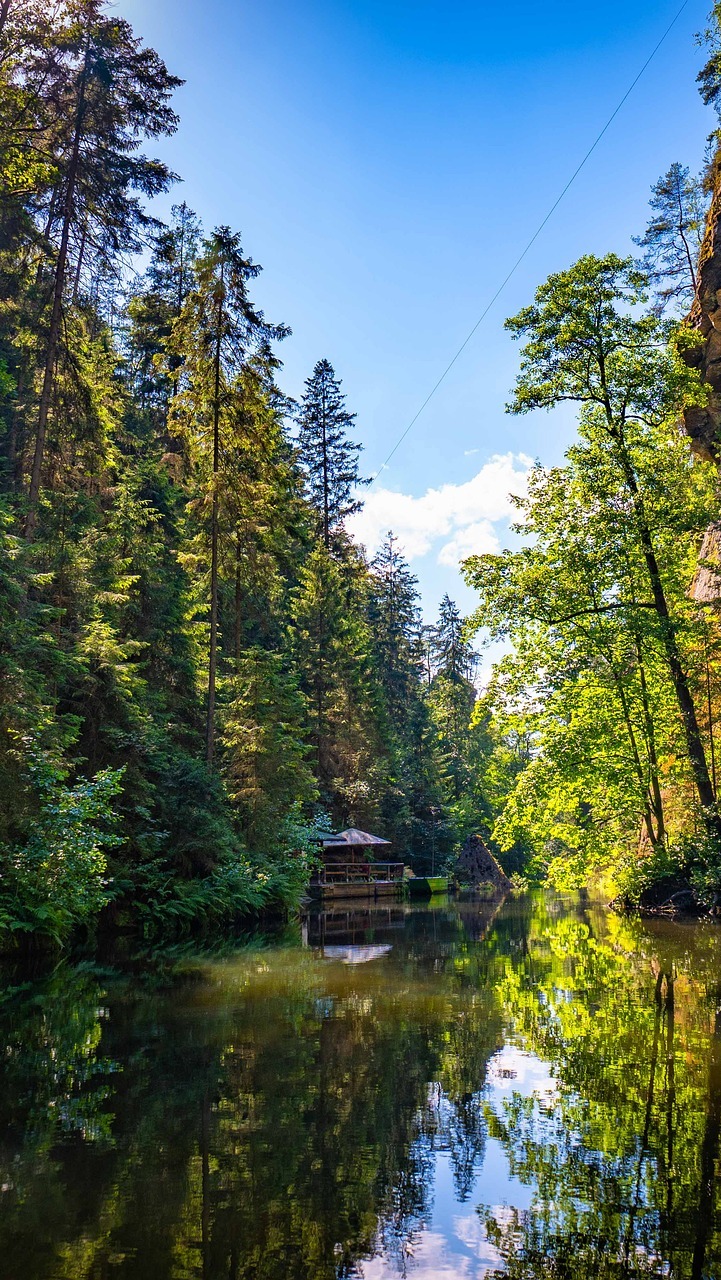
xmin=428 ymin=596 xmax=478 ymax=806
xmin=168 ymin=227 xmax=288 ymax=766
xmin=127 ymin=203 xmax=202 ymax=427
xmin=21 ymin=1 xmax=182 ymax=536
xmin=431 ymin=595 xmax=478 ymax=684
xmin=296 ymin=358 xmax=366 ymax=550
xmin=369 ymin=532 xmax=422 ymax=721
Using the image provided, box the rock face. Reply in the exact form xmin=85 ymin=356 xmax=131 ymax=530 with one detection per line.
xmin=681 ymin=157 xmax=721 ymax=607
xmin=692 ymin=522 xmax=721 ymax=605
xmin=455 ymin=835 xmax=512 ymax=892
xmin=684 ymin=155 xmax=721 ymax=461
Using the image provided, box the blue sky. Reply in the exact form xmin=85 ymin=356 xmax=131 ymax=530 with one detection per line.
xmin=124 ymin=0 xmax=711 ymax=622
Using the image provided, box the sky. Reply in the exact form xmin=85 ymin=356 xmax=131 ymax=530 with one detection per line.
xmin=123 ymin=0 xmax=712 ymax=621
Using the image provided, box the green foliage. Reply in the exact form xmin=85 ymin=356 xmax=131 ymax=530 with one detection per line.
xmin=296 ymin=357 xmax=367 ymax=550
xmin=0 ymin=741 xmax=123 ymax=944
xmin=0 ymin=0 xmax=499 ymax=946
xmin=633 ymin=162 xmax=706 ymax=312
xmin=220 ymin=647 xmax=318 ymax=852
xmin=466 ymin=251 xmax=720 ymax=892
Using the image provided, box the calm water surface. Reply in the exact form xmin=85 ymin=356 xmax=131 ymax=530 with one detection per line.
xmin=2 ymin=892 xmax=721 ymax=1279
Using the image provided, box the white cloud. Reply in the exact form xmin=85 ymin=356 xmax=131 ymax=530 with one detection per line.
xmin=350 ymin=452 xmax=532 ymax=566
xmin=360 ymin=1228 xmax=472 ymax=1279
xmin=438 ymin=519 xmax=499 ymax=566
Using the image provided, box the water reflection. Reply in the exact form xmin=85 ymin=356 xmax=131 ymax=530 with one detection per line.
xmin=1 ymin=895 xmax=720 ymax=1278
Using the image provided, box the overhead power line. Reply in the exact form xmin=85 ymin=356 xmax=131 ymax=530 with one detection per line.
xmin=369 ymin=0 xmax=692 ymax=488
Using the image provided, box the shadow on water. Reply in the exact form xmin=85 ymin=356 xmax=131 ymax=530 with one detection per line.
xmin=1 ymin=892 xmax=721 ymax=1278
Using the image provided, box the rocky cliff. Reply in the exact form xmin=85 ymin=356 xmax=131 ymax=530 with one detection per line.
xmin=684 ymin=155 xmax=721 ymax=461
xmin=682 ymin=154 xmax=721 ymax=605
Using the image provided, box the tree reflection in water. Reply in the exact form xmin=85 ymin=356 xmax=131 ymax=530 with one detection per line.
xmin=0 ymin=895 xmax=720 ymax=1279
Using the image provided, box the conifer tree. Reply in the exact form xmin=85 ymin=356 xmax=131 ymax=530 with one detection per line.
xmin=21 ymin=1 xmax=182 ymax=536
xmin=221 ymin=647 xmax=317 ymax=851
xmin=169 ymin=227 xmax=288 ymax=765
xmin=296 ymin=358 xmax=366 ymax=550
xmin=127 ymin=203 xmax=202 ymax=426
xmin=428 ymin=597 xmax=478 ymax=805
xmin=291 ymin=543 xmax=382 ymax=825
xmin=431 ymin=595 xmax=478 ymax=684
xmin=368 ymin=532 xmax=422 ymax=720
xmin=634 ymin=163 xmax=706 ymax=313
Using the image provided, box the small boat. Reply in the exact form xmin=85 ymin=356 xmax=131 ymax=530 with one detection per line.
xmin=407 ymin=876 xmax=449 ymax=898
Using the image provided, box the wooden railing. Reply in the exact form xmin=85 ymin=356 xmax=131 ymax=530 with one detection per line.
xmin=316 ymin=862 xmax=405 ymax=885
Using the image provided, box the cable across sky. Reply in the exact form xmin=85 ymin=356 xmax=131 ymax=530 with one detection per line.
xmin=369 ymin=0 xmax=692 ymax=488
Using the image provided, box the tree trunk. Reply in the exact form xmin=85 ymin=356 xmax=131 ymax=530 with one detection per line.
xmin=635 ymin=634 xmax=666 ymax=844
xmin=205 ymin=266 xmax=224 ymax=767
xmin=706 ymin=637 xmax=717 ymax=796
xmin=616 ymin=433 xmax=717 ymax=821
xmin=638 ymin=518 xmax=716 ymax=813
xmin=71 ymin=221 xmax=87 ymax=304
xmin=234 ymin=535 xmax=242 ymax=666
xmin=674 ymin=172 xmax=698 ymax=296
xmin=0 ymin=0 xmax=13 ymax=40
xmin=25 ymin=49 xmax=89 ymax=539
xmin=583 ymin=565 xmax=664 ymax=845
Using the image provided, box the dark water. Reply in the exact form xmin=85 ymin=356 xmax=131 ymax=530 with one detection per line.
xmin=1 ymin=893 xmax=721 ymax=1279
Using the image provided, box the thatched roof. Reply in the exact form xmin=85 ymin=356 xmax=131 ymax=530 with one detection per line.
xmin=319 ymin=828 xmax=391 ymax=848
xmin=455 ymin=834 xmax=511 ymax=891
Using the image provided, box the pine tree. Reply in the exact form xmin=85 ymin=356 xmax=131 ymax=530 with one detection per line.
xmin=221 ymin=647 xmax=317 ymax=851
xmin=291 ymin=543 xmax=383 ymax=826
xmin=428 ymin=597 xmax=478 ymax=805
xmin=168 ymin=226 xmax=288 ymax=765
xmin=368 ymin=532 xmax=422 ymax=721
xmin=126 ymin=203 xmax=203 ymax=428
xmin=431 ymin=595 xmax=478 ymax=684
xmin=633 ymin=163 xmax=706 ymax=313
xmin=296 ymin=358 xmax=366 ymax=550
xmin=21 ymin=1 xmax=182 ymax=536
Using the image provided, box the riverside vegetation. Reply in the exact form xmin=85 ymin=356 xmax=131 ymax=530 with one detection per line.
xmin=4 ymin=1 xmax=721 ymax=946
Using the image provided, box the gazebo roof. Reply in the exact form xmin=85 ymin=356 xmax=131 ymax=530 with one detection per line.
xmin=318 ymin=827 xmax=391 ymax=848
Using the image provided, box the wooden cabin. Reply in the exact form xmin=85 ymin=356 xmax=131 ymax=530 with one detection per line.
xmin=309 ymin=828 xmax=405 ymax=901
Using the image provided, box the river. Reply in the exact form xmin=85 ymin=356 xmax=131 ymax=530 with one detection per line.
xmin=1 ymin=892 xmax=720 ymax=1279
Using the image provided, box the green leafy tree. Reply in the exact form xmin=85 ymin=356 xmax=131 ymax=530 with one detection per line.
xmin=1 ymin=739 xmax=123 ymax=943
xmin=500 ymin=254 xmax=717 ymax=840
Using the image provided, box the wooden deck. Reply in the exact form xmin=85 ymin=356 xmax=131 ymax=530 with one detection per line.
xmin=308 ymin=861 xmax=405 ymax=902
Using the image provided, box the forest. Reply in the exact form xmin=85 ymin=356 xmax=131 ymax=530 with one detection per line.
xmin=3 ymin=0 xmax=721 ymax=945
